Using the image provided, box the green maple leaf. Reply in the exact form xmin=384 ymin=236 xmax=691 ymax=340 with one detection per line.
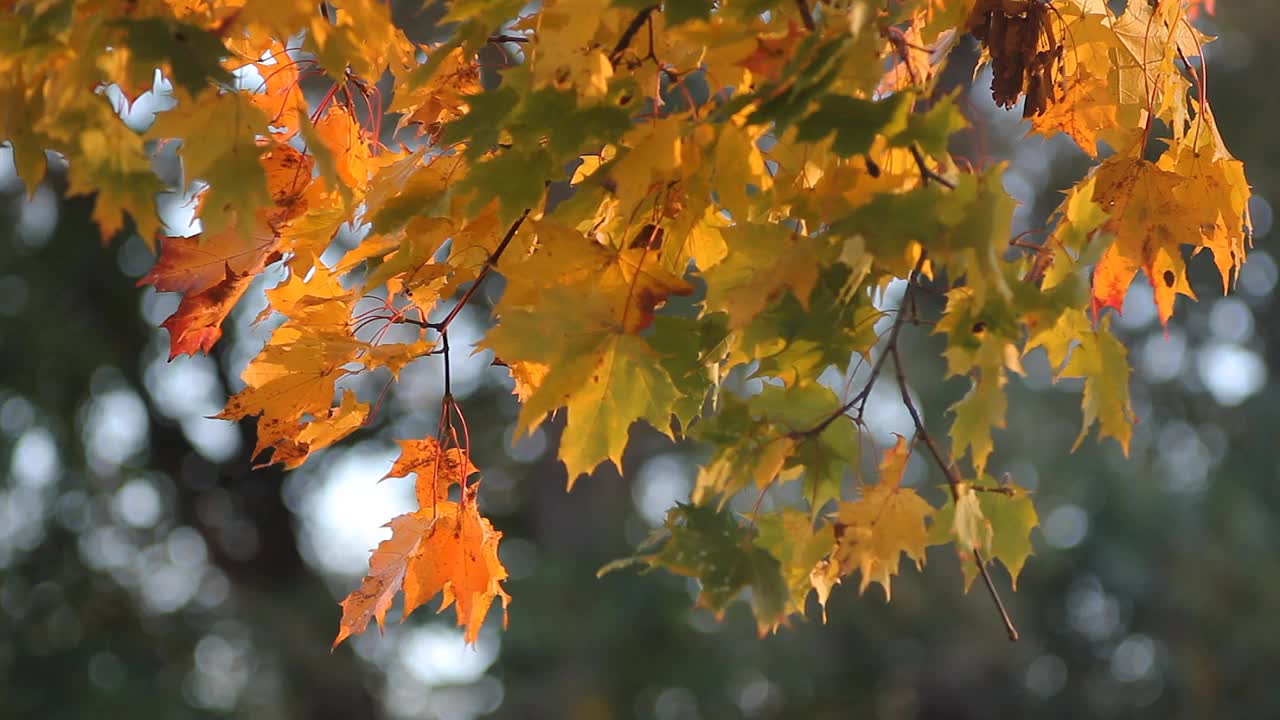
xmin=795 ymin=92 xmax=911 ymax=157
xmin=753 ymin=508 xmax=833 ymax=614
xmin=648 ymin=314 xmax=731 ymax=429
xmin=600 ymin=504 xmax=789 ymax=634
xmin=887 ymin=93 xmax=968 ymax=159
xmin=147 ymin=93 xmax=270 ymax=237
xmin=483 ymin=286 xmax=680 ymax=484
xmin=115 ymin=18 xmax=234 ymax=96
xmin=930 ymin=477 xmax=1038 ymax=591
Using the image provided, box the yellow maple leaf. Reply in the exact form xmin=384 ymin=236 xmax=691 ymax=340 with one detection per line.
xmin=1026 ymin=71 xmax=1117 ymax=156
xmin=1089 ymin=155 xmax=1198 ymax=324
xmin=828 ymin=436 xmax=935 ymax=600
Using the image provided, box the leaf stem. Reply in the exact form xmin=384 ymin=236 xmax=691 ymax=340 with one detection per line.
xmin=441 ymin=329 xmax=452 ymax=398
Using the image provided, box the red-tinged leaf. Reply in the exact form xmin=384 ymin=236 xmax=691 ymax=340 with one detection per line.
xmin=140 ymin=225 xmax=278 ymax=295
xmin=734 ymin=22 xmax=805 ymax=82
xmin=160 ymin=264 xmax=256 ymax=358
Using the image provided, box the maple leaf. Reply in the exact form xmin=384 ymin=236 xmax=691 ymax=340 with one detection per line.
xmin=385 ymin=438 xmax=481 ymax=510
xmin=484 ymin=286 xmax=681 ymax=484
xmin=692 ymin=383 xmax=860 ymax=515
xmin=392 ymin=46 xmax=482 ymax=139
xmin=828 ymin=436 xmax=936 ymax=601
xmin=141 ymin=226 xmax=279 ymax=295
xmin=269 ymin=391 xmax=370 ymax=470
xmin=249 ymin=47 xmax=309 ymax=136
xmin=216 ymin=323 xmax=361 ymax=465
xmin=141 ymin=221 xmax=283 ymax=358
xmin=334 ymin=487 xmax=510 ymax=647
xmin=1158 ymin=148 xmax=1252 ymax=295
xmin=114 ymin=17 xmax=235 ymax=96
xmin=600 ymin=504 xmax=789 ymax=636
xmin=702 ymin=223 xmax=822 ymax=329
xmin=1027 ymin=309 xmax=1136 ymax=453
xmin=159 ymin=265 xmax=257 ymax=358
xmin=692 ymin=395 xmax=798 ymax=505
xmin=1026 ymin=71 xmax=1116 ymax=156
xmin=259 ymin=143 xmax=316 ymax=224
xmin=753 ymin=508 xmax=834 ymax=616
xmin=313 ymin=105 xmax=371 ymax=191
xmin=735 ymin=22 xmax=805 ymax=83
xmin=1088 ymin=155 xmax=1200 ymax=324
xmin=929 ymin=476 xmax=1038 ymax=590
xmin=498 ymin=218 xmax=693 ymax=333
xmin=147 ymin=91 xmax=272 ymax=237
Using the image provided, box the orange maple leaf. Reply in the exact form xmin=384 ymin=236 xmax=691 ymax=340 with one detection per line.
xmin=249 ymin=48 xmax=309 ymax=136
xmin=259 ymin=143 xmax=315 ymax=225
xmin=314 ymin=105 xmax=371 ymax=189
xmin=1026 ymin=71 xmax=1117 ymax=157
xmin=268 ymin=390 xmax=371 ymax=470
xmin=1089 ymin=156 xmax=1200 ymax=324
xmin=139 ymin=224 xmax=278 ymax=295
xmin=385 ymin=437 xmax=480 ymax=509
xmin=334 ymin=486 xmax=510 ymax=648
xmin=160 ymin=265 xmax=257 ymax=358
xmin=140 ymin=224 xmax=281 ymax=357
xmin=735 ymin=22 xmax=805 ymax=83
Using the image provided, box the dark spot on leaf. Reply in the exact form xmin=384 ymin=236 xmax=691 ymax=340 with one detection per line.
xmin=1163 ymin=270 xmax=1175 ymax=287
xmin=174 ymin=31 xmax=186 ymax=42
xmin=972 ymin=321 xmax=986 ymax=333
xmin=864 ymin=157 xmax=881 ymax=177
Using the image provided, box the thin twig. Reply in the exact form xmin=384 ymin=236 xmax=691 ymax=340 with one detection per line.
xmin=889 ymin=343 xmax=1020 ymax=642
xmin=795 ymin=0 xmax=816 ymax=31
xmin=431 ymin=207 xmax=532 ymax=332
xmin=909 ymin=143 xmax=957 ymax=189
xmin=487 ymin=34 xmax=530 ymax=44
xmin=793 ymin=253 xmax=928 ymax=439
xmin=441 ymin=329 xmax=452 ymax=397
xmin=610 ymin=5 xmax=658 ymax=66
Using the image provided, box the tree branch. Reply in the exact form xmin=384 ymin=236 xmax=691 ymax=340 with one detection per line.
xmin=909 ymin=143 xmax=957 ymax=189
xmin=793 ymin=253 xmax=928 ymax=439
xmin=393 ymin=208 xmax=532 ymax=334
xmin=610 ymin=5 xmax=658 ymax=66
xmin=435 ymin=207 xmax=531 ymax=330
xmin=889 ymin=343 xmax=1020 ymax=642
xmin=795 ymin=0 xmax=816 ymax=31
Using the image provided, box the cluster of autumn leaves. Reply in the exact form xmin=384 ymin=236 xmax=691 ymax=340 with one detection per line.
xmin=1 ymin=0 xmax=1250 ymax=644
